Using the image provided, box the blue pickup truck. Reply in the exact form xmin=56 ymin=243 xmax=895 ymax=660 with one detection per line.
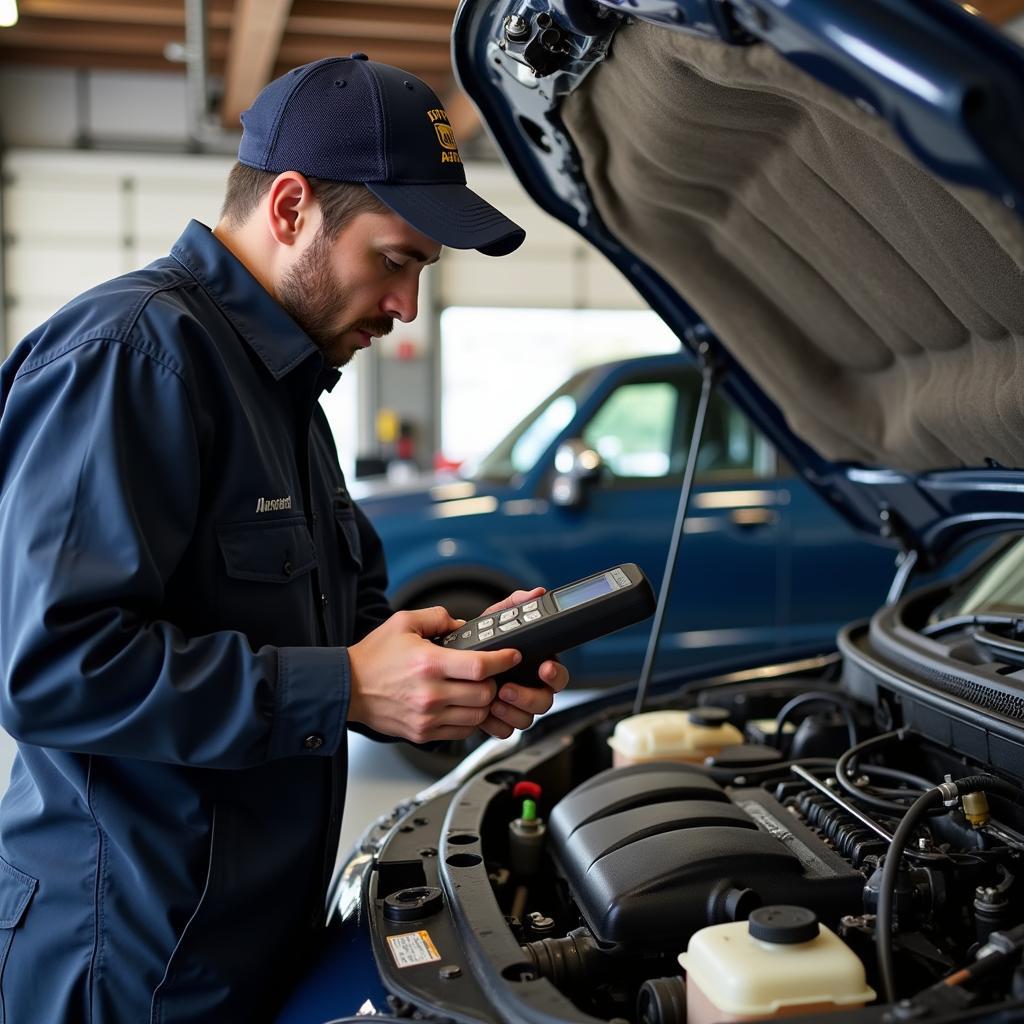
xmin=357 ymin=352 xmax=898 ymax=685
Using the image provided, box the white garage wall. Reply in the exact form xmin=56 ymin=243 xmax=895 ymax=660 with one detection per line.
xmin=1 ymin=148 xmax=362 ymax=478
xmin=3 ymin=148 xmax=231 ymax=344
xmin=437 ymin=162 xmax=646 ymax=311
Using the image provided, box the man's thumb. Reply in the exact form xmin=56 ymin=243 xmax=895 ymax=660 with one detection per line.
xmin=405 ymin=604 xmax=463 ymax=639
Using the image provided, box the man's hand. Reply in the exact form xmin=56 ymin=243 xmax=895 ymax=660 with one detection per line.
xmin=476 ymin=587 xmax=570 ymax=741
xmin=347 ymin=606 xmax=522 ymax=744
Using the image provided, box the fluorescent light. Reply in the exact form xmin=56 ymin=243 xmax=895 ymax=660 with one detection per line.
xmin=0 ymin=0 xmax=17 ymax=28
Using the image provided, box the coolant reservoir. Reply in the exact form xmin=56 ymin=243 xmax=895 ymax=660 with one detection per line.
xmin=680 ymin=906 xmax=875 ymax=1023
xmin=607 ymin=708 xmax=743 ymax=767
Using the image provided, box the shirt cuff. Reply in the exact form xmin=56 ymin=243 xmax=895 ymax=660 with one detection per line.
xmin=268 ymin=646 xmax=349 ymax=760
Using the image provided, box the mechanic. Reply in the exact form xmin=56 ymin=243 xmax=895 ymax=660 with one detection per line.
xmin=0 ymin=55 xmax=567 ymax=1021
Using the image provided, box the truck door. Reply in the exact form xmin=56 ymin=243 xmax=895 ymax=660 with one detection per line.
xmin=548 ymin=368 xmax=786 ymax=683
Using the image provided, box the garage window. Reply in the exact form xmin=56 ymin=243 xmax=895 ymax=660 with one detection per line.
xmin=440 ymin=307 xmax=679 ymax=468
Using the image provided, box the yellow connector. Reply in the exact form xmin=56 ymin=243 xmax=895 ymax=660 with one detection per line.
xmin=962 ymin=790 xmax=991 ymax=828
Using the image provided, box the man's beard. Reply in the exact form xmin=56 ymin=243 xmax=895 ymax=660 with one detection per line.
xmin=278 ymin=229 xmax=393 ymax=367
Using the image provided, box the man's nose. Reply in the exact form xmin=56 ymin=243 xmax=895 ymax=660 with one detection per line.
xmin=381 ymin=279 xmax=419 ymax=323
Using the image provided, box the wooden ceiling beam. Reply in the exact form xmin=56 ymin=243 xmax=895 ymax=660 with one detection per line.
xmin=2 ymin=2 xmax=462 ymax=107
xmin=275 ymin=38 xmax=453 ymax=71
xmin=0 ymin=20 xmax=231 ymax=57
xmin=17 ymin=3 xmax=456 ymax=48
xmin=0 ymin=41 xmax=452 ymax=88
xmin=18 ymin=0 xmax=234 ymax=27
xmin=287 ymin=1 xmax=453 ymax=42
xmin=220 ymin=0 xmax=294 ymax=129
xmin=286 ymin=17 xmax=451 ymax=44
xmin=303 ymin=0 xmax=457 ymax=8
xmin=2 ymin=11 xmax=456 ymax=71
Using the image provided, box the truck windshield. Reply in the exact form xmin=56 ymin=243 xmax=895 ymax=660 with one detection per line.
xmin=468 ymin=368 xmax=597 ymax=483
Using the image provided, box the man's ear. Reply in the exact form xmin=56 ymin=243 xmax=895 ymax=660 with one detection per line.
xmin=265 ymin=171 xmax=319 ymax=246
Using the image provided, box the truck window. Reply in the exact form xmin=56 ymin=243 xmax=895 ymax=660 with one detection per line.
xmin=583 ymin=381 xmax=678 ymax=478
xmin=583 ymin=376 xmax=774 ymax=482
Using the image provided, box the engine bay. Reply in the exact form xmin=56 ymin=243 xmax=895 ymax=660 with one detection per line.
xmin=362 ymin=550 xmax=1024 ymax=1024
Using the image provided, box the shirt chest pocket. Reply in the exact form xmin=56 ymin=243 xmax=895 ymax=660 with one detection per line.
xmin=216 ymin=518 xmax=317 ymax=584
xmin=214 ymin=519 xmax=320 ymax=646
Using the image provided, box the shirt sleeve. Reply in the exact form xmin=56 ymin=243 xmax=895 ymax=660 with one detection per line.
xmin=351 ymin=502 xmax=393 ymax=641
xmin=0 ymin=337 xmax=345 ymax=768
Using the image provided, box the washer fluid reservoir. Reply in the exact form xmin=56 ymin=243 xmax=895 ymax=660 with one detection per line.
xmin=607 ymin=708 xmax=743 ymax=767
xmin=680 ymin=906 xmax=875 ymax=1024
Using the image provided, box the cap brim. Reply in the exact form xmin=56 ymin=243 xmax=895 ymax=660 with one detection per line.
xmin=367 ymin=182 xmax=525 ymax=257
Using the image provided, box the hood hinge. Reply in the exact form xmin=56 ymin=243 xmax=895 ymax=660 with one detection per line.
xmin=500 ymin=8 xmax=586 ymax=78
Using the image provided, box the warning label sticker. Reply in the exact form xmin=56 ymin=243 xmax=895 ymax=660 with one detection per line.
xmin=387 ymin=930 xmax=442 ymax=968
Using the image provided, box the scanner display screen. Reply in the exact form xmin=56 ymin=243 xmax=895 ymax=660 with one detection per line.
xmin=553 ymin=574 xmax=615 ymax=611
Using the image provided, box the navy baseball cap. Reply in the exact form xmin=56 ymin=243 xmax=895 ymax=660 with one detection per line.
xmin=238 ymin=55 xmax=525 ymax=257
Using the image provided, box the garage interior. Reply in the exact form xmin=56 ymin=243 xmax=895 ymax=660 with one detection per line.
xmin=1 ymin=1 xmax=1024 ymax=1011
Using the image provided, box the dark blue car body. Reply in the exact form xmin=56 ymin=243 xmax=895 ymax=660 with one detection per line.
xmin=358 ymin=352 xmax=897 ymax=685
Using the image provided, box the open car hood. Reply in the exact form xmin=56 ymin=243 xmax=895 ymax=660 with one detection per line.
xmin=452 ymin=0 xmax=1024 ymax=569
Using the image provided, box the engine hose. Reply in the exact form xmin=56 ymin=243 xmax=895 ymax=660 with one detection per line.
xmin=521 ymin=928 xmax=607 ymax=992
xmin=859 ymin=764 xmax=935 ymax=792
xmin=772 ymin=691 xmax=858 ymax=750
xmin=877 ymin=775 xmax=1024 ymax=1003
xmin=835 ymin=731 xmax=945 ymax=816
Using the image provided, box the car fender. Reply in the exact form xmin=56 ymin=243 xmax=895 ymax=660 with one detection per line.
xmin=387 ymin=538 xmax=547 ymax=609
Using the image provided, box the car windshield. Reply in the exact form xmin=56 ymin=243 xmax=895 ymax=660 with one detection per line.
xmin=467 ymin=367 xmax=599 ymax=483
xmin=933 ymin=535 xmax=1024 ymax=620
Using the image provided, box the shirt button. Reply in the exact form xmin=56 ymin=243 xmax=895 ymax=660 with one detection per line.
xmin=311 ymin=511 xmax=319 ymax=525
xmin=320 ymin=593 xmax=329 ymax=607
xmin=304 ymin=734 xmax=324 ymax=750
xmin=282 ymin=560 xmax=293 ymax=576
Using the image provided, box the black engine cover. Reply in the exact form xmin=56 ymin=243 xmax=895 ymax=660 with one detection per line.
xmin=549 ymin=763 xmax=863 ymax=951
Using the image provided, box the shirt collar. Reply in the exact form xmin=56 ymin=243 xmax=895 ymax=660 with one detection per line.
xmin=170 ymin=220 xmax=340 ymax=391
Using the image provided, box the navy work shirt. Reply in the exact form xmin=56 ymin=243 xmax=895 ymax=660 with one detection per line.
xmin=0 ymin=220 xmax=393 ymax=1021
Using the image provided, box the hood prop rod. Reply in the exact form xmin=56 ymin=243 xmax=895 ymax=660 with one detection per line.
xmin=881 ymin=505 xmax=926 ymax=605
xmin=633 ymin=339 xmax=720 ymax=716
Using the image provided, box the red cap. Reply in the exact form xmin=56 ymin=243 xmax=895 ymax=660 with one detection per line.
xmin=513 ymin=781 xmax=542 ymax=802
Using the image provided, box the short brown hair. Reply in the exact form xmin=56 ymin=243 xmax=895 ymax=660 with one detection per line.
xmin=219 ymin=162 xmax=389 ymax=237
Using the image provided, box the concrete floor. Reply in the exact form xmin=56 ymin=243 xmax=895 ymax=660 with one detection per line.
xmin=338 ymin=732 xmax=435 ymax=854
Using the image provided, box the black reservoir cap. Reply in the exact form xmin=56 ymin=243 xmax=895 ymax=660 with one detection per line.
xmin=687 ymin=707 xmax=731 ymax=727
xmin=748 ymin=905 xmax=819 ymax=944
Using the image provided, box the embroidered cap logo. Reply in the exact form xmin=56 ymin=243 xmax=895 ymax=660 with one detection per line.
xmin=426 ymin=107 xmax=462 ymax=165
xmin=434 ymin=122 xmax=458 ymax=152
